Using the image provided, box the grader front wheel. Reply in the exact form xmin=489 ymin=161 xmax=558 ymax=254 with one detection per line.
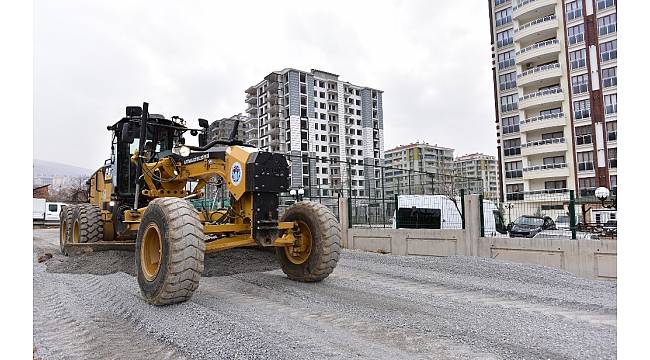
xmin=277 ymin=201 xmax=341 ymax=282
xmin=135 ymin=197 xmax=205 ymax=305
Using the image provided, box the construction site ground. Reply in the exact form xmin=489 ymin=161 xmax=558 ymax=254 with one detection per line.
xmin=33 ymin=228 xmax=616 ymax=359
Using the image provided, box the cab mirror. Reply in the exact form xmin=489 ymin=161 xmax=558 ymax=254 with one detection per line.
xmin=198 ymin=118 xmax=209 ymax=128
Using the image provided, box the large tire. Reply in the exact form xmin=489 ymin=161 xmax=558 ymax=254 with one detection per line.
xmin=59 ymin=205 xmax=74 ymax=255
xmin=71 ymin=204 xmax=103 ymax=244
xmin=135 ymin=197 xmax=205 ymax=305
xmin=276 ymin=201 xmax=341 ymax=282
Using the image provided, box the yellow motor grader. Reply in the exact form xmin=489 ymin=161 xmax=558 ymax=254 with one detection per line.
xmin=59 ymin=102 xmax=341 ymax=305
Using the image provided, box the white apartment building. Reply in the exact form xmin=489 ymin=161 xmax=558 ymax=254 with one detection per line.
xmin=207 ymin=114 xmax=247 ymax=142
xmin=383 ymin=142 xmax=455 ymax=196
xmin=489 ymin=0 xmax=617 ymax=202
xmin=454 ymin=153 xmax=500 ymax=200
xmin=245 ymin=68 xmax=384 ymax=198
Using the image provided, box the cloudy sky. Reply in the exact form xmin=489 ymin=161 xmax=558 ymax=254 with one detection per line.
xmin=34 ymin=0 xmax=496 ymax=170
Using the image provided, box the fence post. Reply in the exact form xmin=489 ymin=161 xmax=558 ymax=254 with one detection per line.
xmin=394 ymin=193 xmax=399 ymax=229
xmin=569 ymin=190 xmax=576 ymax=240
xmin=460 ymin=189 xmax=466 ymax=229
xmin=479 ymin=194 xmax=485 ymax=237
xmin=347 ymin=197 xmax=352 ymax=229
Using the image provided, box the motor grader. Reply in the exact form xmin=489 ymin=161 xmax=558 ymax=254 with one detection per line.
xmin=59 ymin=102 xmax=341 ymax=305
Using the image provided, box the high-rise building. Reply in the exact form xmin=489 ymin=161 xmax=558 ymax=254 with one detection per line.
xmin=207 ymin=114 xmax=247 ymax=142
xmin=245 ymin=68 xmax=384 ymax=198
xmin=488 ymin=0 xmax=617 ymax=202
xmin=454 ymin=153 xmax=500 ymax=200
xmin=383 ymin=142 xmax=455 ymax=196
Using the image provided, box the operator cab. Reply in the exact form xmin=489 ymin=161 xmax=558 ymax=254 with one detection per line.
xmin=105 ymin=106 xmax=207 ymax=201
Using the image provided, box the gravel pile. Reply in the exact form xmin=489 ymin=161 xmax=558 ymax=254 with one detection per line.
xmin=33 ymin=229 xmax=616 ymax=359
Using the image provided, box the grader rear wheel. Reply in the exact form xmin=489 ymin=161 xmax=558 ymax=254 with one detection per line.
xmin=59 ymin=205 xmax=74 ymax=255
xmin=135 ymin=197 xmax=205 ymax=305
xmin=276 ymin=201 xmax=341 ymax=282
xmin=70 ymin=204 xmax=103 ymax=244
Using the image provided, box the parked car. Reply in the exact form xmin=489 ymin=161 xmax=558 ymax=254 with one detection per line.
xmin=533 ymin=229 xmax=597 ymax=240
xmin=508 ymin=215 xmax=556 ymax=238
xmin=602 ymin=220 xmax=617 ymax=237
xmin=555 ymin=214 xmax=583 ymax=230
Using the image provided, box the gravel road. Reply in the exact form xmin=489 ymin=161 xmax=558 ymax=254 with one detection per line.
xmin=33 ymin=228 xmax=616 ymax=359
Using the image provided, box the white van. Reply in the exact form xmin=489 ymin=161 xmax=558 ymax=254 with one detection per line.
xmin=33 ymin=199 xmax=67 ymax=223
xmin=392 ymin=195 xmax=504 ymax=235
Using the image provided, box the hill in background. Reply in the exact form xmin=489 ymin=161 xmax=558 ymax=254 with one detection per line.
xmin=33 ymin=159 xmax=93 ymax=177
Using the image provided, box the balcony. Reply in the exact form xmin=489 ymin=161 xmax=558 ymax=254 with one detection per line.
xmin=517 ymin=62 xmax=562 ymax=87
xmin=521 ymin=137 xmax=566 ymax=156
xmin=516 ymin=39 xmax=561 ymax=65
xmin=268 ymin=105 xmax=281 ymax=116
xmin=512 ymin=0 xmax=557 ymax=23
xmin=514 ymin=15 xmax=559 ymax=45
xmin=245 ymin=95 xmax=257 ymax=105
xmin=268 ymin=93 xmax=279 ymax=105
xmin=245 ymin=86 xmax=257 ymax=96
xmin=523 ymin=162 xmax=569 ymax=180
xmin=518 ymin=87 xmax=564 ymax=110
xmin=520 ymin=112 xmax=566 ymax=132
xmin=246 ymin=104 xmax=258 ymax=115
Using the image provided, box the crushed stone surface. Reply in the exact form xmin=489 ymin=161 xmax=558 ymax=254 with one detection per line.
xmin=33 ymin=228 xmax=616 ymax=359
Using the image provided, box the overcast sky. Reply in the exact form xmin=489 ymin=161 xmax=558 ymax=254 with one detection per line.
xmin=34 ymin=0 xmax=497 ymax=170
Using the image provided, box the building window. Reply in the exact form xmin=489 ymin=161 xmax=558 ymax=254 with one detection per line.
xmin=571 ymin=74 xmax=589 ymax=94
xmin=568 ymin=24 xmax=585 ymax=45
xmin=600 ymin=40 xmax=617 ymax=62
xmin=545 ymin=180 xmax=567 ymax=190
xmin=566 ymin=1 xmax=583 ymax=21
xmin=597 ymin=0 xmax=615 ymax=11
xmin=500 ymin=94 xmax=518 ymax=113
xmin=502 ymin=115 xmax=520 ymax=134
xmin=579 ymin=177 xmax=596 ymax=197
xmin=598 ymin=13 xmax=617 ymax=36
xmin=574 ymin=99 xmax=591 ymax=119
xmin=495 ymin=7 xmax=512 ymax=27
xmin=498 ymin=72 xmax=517 ymax=91
xmin=604 ymin=94 xmax=617 ymax=114
xmin=543 ymin=155 xmax=565 ymax=165
xmin=503 ymin=138 xmax=521 ymax=157
xmin=506 ymin=183 xmax=524 ymax=201
xmin=542 ymin=131 xmax=563 ymax=140
xmin=610 ymin=175 xmax=617 ymax=195
xmin=577 ymin=151 xmax=594 ymax=171
xmin=495 ymin=0 xmax=508 ymax=6
xmin=569 ymin=49 xmax=587 ymax=70
xmin=607 ymin=121 xmax=617 ymax=141
xmin=497 ymin=50 xmax=515 ymax=70
xmin=575 ymin=125 xmax=592 ymax=145
xmin=608 ymin=148 xmax=617 ymax=168
xmin=496 ymin=29 xmax=513 ymax=48
xmin=540 ymin=107 xmax=562 ymax=116
xmin=505 ymin=161 xmax=522 ymax=178
xmin=601 ymin=67 xmax=617 ymax=88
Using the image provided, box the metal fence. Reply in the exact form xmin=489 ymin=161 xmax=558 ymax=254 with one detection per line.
xmin=482 ymin=190 xmax=617 ymax=240
xmin=282 ymin=154 xmax=486 ymax=229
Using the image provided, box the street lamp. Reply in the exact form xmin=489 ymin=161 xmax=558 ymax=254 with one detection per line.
xmin=595 ymin=187 xmax=616 ymax=209
xmin=290 ymin=188 xmax=305 ymax=202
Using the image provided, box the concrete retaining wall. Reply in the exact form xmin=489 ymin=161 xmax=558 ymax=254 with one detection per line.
xmin=340 ymin=195 xmax=617 ymax=280
xmin=478 ymin=236 xmax=617 ymax=280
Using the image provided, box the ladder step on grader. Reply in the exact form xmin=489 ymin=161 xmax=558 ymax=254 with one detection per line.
xmin=59 ymin=102 xmax=341 ymax=305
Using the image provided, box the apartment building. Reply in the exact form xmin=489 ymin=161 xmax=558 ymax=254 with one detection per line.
xmin=384 ymin=142 xmax=455 ymax=196
xmin=206 ymin=114 xmax=247 ymax=142
xmin=245 ymin=68 xmax=384 ymax=198
xmin=488 ymin=0 xmax=617 ymax=202
xmin=454 ymin=153 xmax=500 ymax=200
